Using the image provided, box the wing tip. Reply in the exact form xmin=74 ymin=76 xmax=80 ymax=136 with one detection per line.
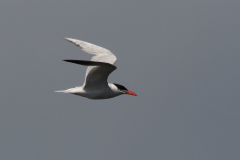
xmin=64 ymin=37 xmax=72 ymax=41
xmin=63 ymin=60 xmax=71 ymax=62
xmin=64 ymin=37 xmax=82 ymax=48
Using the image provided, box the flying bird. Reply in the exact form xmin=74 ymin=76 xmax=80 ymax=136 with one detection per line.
xmin=55 ymin=38 xmax=137 ymax=99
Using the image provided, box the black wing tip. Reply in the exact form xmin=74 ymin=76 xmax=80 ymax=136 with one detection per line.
xmin=63 ymin=60 xmax=95 ymax=66
xmin=63 ymin=60 xmax=78 ymax=62
xmin=62 ymin=60 xmax=117 ymax=69
xmin=63 ymin=60 xmax=71 ymax=63
xmin=63 ymin=60 xmax=80 ymax=64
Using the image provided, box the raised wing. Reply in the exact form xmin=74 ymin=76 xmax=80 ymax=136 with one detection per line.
xmin=64 ymin=60 xmax=117 ymax=89
xmin=64 ymin=38 xmax=117 ymax=64
xmin=64 ymin=38 xmax=118 ymax=87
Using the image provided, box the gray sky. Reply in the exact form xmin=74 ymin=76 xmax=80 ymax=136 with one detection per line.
xmin=1 ymin=0 xmax=240 ymax=159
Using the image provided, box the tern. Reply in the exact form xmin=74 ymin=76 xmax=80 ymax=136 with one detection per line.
xmin=55 ymin=38 xmax=137 ymax=99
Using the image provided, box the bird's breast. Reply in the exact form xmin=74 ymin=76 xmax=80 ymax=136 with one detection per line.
xmin=81 ymin=88 xmax=121 ymax=99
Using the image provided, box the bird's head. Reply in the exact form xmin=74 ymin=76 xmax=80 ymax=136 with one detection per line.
xmin=113 ymin=83 xmax=137 ymax=96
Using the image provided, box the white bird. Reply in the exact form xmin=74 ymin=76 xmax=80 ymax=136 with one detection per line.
xmin=55 ymin=38 xmax=137 ymax=99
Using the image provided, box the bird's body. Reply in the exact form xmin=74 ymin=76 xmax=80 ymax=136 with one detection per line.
xmin=56 ymin=84 xmax=122 ymax=99
xmin=56 ymin=38 xmax=137 ymax=99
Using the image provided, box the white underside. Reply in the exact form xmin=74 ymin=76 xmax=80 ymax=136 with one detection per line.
xmin=55 ymin=83 xmax=123 ymax=99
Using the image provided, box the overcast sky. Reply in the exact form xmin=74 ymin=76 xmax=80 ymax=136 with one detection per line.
xmin=1 ymin=0 xmax=240 ymax=160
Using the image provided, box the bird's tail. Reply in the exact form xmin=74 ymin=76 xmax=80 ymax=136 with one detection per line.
xmin=55 ymin=87 xmax=81 ymax=94
xmin=55 ymin=90 xmax=69 ymax=93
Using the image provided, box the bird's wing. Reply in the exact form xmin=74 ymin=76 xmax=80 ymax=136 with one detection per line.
xmin=64 ymin=60 xmax=117 ymax=89
xmin=64 ymin=38 xmax=117 ymax=64
xmin=64 ymin=38 xmax=117 ymax=87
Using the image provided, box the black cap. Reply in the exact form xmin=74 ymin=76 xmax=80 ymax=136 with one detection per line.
xmin=113 ymin=83 xmax=128 ymax=91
